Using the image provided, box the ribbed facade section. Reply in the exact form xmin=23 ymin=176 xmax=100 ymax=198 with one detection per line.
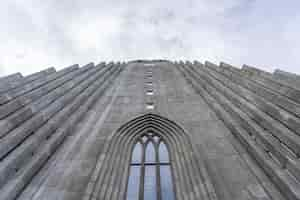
xmin=0 ymin=60 xmax=300 ymax=200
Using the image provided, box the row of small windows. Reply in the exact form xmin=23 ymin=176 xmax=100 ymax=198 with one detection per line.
xmin=126 ymin=133 xmax=175 ymax=200
xmin=145 ymin=68 xmax=155 ymax=110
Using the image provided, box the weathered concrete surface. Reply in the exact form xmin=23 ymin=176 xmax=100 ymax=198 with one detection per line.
xmin=0 ymin=60 xmax=299 ymax=200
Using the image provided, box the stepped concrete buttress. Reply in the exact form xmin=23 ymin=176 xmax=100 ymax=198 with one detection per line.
xmin=0 ymin=60 xmax=300 ymax=200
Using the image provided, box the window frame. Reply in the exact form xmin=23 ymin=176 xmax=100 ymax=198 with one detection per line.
xmin=126 ymin=133 xmax=175 ymax=200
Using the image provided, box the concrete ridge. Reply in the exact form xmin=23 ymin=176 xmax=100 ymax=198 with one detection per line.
xmin=0 ymin=60 xmax=299 ymax=200
xmin=0 ymin=62 xmax=124 ymax=200
xmin=176 ymin=61 xmax=300 ymax=200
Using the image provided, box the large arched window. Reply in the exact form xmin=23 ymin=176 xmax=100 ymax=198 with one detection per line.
xmin=126 ymin=132 xmax=175 ymax=200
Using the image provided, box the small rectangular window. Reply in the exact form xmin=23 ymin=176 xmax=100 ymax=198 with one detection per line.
xmin=146 ymin=103 xmax=155 ymax=110
xmin=146 ymin=90 xmax=154 ymax=95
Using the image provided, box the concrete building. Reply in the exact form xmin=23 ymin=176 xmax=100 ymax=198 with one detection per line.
xmin=0 ymin=60 xmax=300 ymax=200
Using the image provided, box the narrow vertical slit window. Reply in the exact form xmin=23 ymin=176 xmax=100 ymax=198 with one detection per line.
xmin=126 ymin=134 xmax=175 ymax=200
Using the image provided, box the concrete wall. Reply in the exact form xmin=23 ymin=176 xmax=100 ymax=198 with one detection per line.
xmin=0 ymin=60 xmax=299 ymax=200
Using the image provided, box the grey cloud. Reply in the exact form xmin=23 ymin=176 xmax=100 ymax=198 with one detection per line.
xmin=0 ymin=0 xmax=300 ymax=76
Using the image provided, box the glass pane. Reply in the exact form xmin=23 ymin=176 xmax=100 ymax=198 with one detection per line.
xmin=159 ymin=142 xmax=170 ymax=163
xmin=160 ymin=166 xmax=175 ymax=200
xmin=126 ymin=166 xmax=141 ymax=200
xmin=145 ymin=142 xmax=156 ymax=163
xmin=131 ymin=142 xmax=142 ymax=163
xmin=144 ymin=165 xmax=157 ymax=200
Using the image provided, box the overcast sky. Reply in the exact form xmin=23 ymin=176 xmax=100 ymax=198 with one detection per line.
xmin=1 ymin=0 xmax=300 ymax=76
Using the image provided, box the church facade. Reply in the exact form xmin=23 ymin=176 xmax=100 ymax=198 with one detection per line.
xmin=0 ymin=60 xmax=300 ymax=200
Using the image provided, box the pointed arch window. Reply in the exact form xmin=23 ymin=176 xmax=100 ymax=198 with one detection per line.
xmin=126 ymin=132 xmax=175 ymax=200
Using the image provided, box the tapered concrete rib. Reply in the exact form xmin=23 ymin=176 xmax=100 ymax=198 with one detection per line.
xmin=0 ymin=65 xmax=87 ymax=119
xmin=0 ymin=63 xmax=115 ymax=160
xmin=0 ymin=68 xmax=56 ymax=94
xmin=0 ymin=63 xmax=96 ymax=139
xmin=241 ymin=64 xmax=300 ymax=105
xmin=0 ymin=63 xmax=123 ymax=200
xmin=241 ymin=64 xmax=273 ymax=77
xmin=0 ymin=73 xmax=23 ymax=84
xmin=274 ymin=69 xmax=300 ymax=80
xmin=207 ymin=62 xmax=300 ymax=121
xmin=188 ymin=63 xmax=300 ymax=158
xmin=203 ymin=62 xmax=300 ymax=180
xmin=197 ymin=62 xmax=300 ymax=179
xmin=0 ymin=63 xmax=115 ymax=163
xmin=200 ymin=62 xmax=300 ymax=138
xmin=273 ymin=69 xmax=300 ymax=88
xmin=177 ymin=62 xmax=300 ymax=200
xmin=0 ymin=65 xmax=78 ymax=105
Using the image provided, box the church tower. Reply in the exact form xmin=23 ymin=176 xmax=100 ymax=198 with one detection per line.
xmin=1 ymin=60 xmax=300 ymax=200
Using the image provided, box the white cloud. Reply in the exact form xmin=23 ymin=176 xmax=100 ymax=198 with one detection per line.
xmin=0 ymin=0 xmax=300 ymax=76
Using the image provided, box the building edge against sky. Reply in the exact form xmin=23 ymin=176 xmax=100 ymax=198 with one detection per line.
xmin=0 ymin=60 xmax=300 ymax=199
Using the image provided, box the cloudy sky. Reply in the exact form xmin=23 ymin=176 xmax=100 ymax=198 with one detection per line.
xmin=1 ymin=0 xmax=300 ymax=76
